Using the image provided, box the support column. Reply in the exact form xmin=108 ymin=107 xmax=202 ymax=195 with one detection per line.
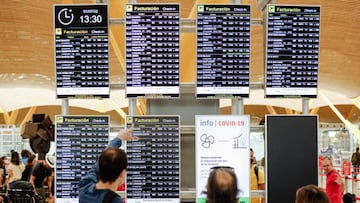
xmin=302 ymin=98 xmax=309 ymax=114
xmin=128 ymin=98 xmax=137 ymax=116
xmin=62 ymin=98 xmax=69 ymax=115
xmin=232 ymin=98 xmax=244 ymax=115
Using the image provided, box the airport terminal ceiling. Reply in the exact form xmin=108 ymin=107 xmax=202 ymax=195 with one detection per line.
xmin=0 ymin=0 xmax=359 ymax=127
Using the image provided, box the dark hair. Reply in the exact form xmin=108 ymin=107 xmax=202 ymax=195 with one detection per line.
xmin=343 ymin=193 xmax=356 ymax=203
xmin=11 ymin=151 xmax=20 ymax=165
xmin=295 ymin=184 xmax=329 ymax=203
xmin=21 ymin=149 xmax=32 ymax=158
xmin=0 ymin=156 xmax=6 ymax=168
xmin=98 ymin=147 xmax=127 ymax=183
xmin=206 ymin=167 xmax=239 ymax=203
xmin=27 ymin=154 xmax=36 ymax=166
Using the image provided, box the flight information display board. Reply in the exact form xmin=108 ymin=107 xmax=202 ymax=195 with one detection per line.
xmin=125 ymin=4 xmax=180 ymax=98
xmin=55 ymin=115 xmax=109 ymax=203
xmin=196 ymin=4 xmax=251 ymax=98
xmin=54 ymin=4 xmax=109 ymax=98
xmin=126 ymin=116 xmax=180 ymax=203
xmin=265 ymin=5 xmax=320 ymax=98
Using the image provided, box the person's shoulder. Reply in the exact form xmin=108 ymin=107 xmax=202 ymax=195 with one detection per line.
xmin=32 ymin=161 xmax=43 ymax=169
xmin=112 ymin=195 xmax=123 ymax=203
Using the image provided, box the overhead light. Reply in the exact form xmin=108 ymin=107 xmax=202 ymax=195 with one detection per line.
xmin=96 ymin=99 xmax=106 ymax=113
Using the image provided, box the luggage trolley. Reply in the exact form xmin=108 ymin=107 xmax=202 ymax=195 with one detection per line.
xmin=7 ymin=189 xmax=35 ymax=203
xmin=0 ymin=188 xmax=7 ymax=203
xmin=6 ymin=181 xmax=41 ymax=203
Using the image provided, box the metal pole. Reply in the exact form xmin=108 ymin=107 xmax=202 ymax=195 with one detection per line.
xmin=61 ymin=98 xmax=69 ymax=115
xmin=232 ymin=98 xmax=244 ymax=115
xmin=232 ymin=0 xmax=242 ymax=4
xmin=302 ymin=98 xmax=309 ymax=114
xmin=128 ymin=98 xmax=137 ymax=116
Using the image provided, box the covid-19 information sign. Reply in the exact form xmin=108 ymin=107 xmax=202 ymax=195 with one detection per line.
xmin=195 ymin=115 xmax=250 ymax=203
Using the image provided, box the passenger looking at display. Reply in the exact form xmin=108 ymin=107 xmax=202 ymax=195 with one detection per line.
xmin=295 ymin=184 xmax=329 ymax=203
xmin=29 ymin=154 xmax=55 ymax=203
xmin=205 ymin=166 xmax=240 ymax=203
xmin=322 ymin=157 xmax=344 ymax=203
xmin=351 ymin=147 xmax=360 ymax=177
xmin=78 ymin=126 xmax=139 ymax=203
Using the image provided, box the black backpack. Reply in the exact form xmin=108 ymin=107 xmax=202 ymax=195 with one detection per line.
xmin=102 ymin=190 xmax=119 ymax=203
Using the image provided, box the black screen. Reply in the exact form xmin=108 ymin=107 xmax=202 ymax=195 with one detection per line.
xmin=126 ymin=116 xmax=180 ymax=202
xmin=125 ymin=4 xmax=180 ymax=98
xmin=54 ymin=4 xmax=109 ymax=98
xmin=265 ymin=5 xmax=320 ymax=98
xmin=196 ymin=4 xmax=251 ymax=98
xmin=266 ymin=115 xmax=318 ymax=203
xmin=55 ymin=115 xmax=109 ymax=201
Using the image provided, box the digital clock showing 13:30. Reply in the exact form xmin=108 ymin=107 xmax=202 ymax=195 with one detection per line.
xmin=79 ymin=14 xmax=103 ymax=24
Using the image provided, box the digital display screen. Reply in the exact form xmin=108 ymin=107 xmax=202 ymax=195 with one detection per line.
xmin=126 ymin=116 xmax=180 ymax=203
xmin=55 ymin=115 xmax=109 ymax=202
xmin=54 ymin=4 xmax=109 ymax=98
xmin=196 ymin=4 xmax=251 ymax=98
xmin=125 ymin=4 xmax=180 ymax=98
xmin=265 ymin=5 xmax=320 ymax=98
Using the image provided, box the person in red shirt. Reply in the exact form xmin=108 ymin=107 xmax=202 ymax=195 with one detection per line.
xmin=322 ymin=157 xmax=344 ymax=203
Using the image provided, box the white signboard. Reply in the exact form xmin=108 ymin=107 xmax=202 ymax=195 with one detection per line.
xmin=196 ymin=115 xmax=250 ymax=203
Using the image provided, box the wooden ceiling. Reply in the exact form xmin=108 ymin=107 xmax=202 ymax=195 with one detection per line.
xmin=0 ymin=0 xmax=359 ymax=127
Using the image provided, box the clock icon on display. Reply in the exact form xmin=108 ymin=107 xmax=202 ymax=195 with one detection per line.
xmin=58 ymin=8 xmax=74 ymax=25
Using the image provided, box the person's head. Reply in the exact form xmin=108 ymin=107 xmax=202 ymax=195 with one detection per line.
xmin=21 ymin=149 xmax=32 ymax=164
xmin=21 ymin=149 xmax=32 ymax=158
xmin=295 ymin=184 xmax=329 ymax=203
xmin=45 ymin=154 xmax=55 ymax=169
xmin=206 ymin=167 xmax=239 ymax=203
xmin=356 ymin=147 xmax=359 ymax=152
xmin=27 ymin=154 xmax=36 ymax=166
xmin=0 ymin=156 xmax=6 ymax=168
xmin=322 ymin=157 xmax=333 ymax=174
xmin=10 ymin=151 xmax=20 ymax=165
xmin=260 ymin=157 xmax=265 ymax=167
xmin=250 ymin=148 xmax=254 ymax=158
xmin=98 ymin=147 xmax=127 ymax=185
xmin=343 ymin=193 xmax=356 ymax=203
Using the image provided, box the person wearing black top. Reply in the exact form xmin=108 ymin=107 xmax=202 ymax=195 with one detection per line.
xmin=21 ymin=154 xmax=36 ymax=181
xmin=29 ymin=155 xmax=54 ymax=203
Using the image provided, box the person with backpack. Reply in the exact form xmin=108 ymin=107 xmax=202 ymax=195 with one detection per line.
xmin=78 ymin=126 xmax=139 ymax=203
xmin=250 ymin=149 xmax=265 ymax=203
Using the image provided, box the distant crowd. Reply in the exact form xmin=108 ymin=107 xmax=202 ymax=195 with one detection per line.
xmin=0 ymin=149 xmax=54 ymax=203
